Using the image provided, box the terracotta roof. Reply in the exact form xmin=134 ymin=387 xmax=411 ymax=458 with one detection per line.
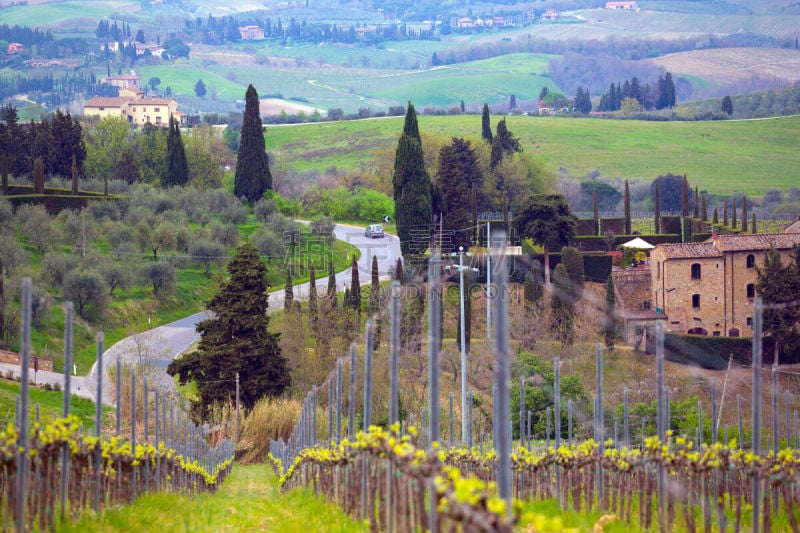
xmin=710 ymin=233 xmax=800 ymax=252
xmin=84 ymin=97 xmax=131 ymax=108
xmin=656 ymin=242 xmax=719 ymax=259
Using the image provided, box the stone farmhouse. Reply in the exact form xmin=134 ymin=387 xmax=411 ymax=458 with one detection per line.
xmin=612 ymin=231 xmax=800 ymax=343
xmin=605 ymin=1 xmax=639 ymax=9
xmin=650 ymin=233 xmax=800 ymax=337
xmin=83 ymin=86 xmax=182 ymax=126
xmin=238 ymin=25 xmax=265 ymax=40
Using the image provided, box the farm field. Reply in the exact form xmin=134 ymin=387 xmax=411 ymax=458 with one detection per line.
xmin=649 ymin=47 xmax=800 ymax=85
xmin=266 ymin=114 xmax=800 ymax=196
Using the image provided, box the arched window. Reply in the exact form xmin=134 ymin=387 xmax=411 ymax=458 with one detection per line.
xmin=746 ymin=254 xmax=755 ymax=268
xmin=692 ymin=294 xmax=700 ymax=308
xmin=747 ymin=283 xmax=755 ymax=299
xmin=691 ymin=263 xmax=701 ymax=279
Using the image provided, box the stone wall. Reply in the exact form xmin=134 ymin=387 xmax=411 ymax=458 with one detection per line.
xmin=0 ymin=349 xmax=54 ymax=372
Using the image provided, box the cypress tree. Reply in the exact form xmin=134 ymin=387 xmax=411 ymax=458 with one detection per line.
xmin=490 ymin=118 xmax=521 ymax=169
xmin=654 ymin=182 xmax=661 ymax=234
xmin=742 ymin=196 xmax=748 ymax=232
xmin=481 ymin=103 xmax=492 ymax=143
xmin=551 ymin=263 xmax=574 ymax=346
xmin=308 ymin=267 xmax=318 ymax=332
xmin=370 ymin=255 xmax=380 ymax=349
xmin=752 ymin=213 xmax=756 ymax=234
xmin=327 ymin=258 xmax=337 ymax=308
xmin=701 ymin=194 xmax=708 ymax=221
xmin=350 ymin=255 xmax=360 ymax=312
xmin=395 ymin=257 xmax=403 ymax=283
xmin=681 ymin=174 xmax=689 ymax=216
xmin=1 ymin=156 xmax=8 ymax=195
xmin=167 ymin=243 xmax=290 ymax=416
xmin=713 ymin=207 xmax=719 ymax=225
xmin=593 ymin=189 xmax=599 ymax=236
xmin=693 ymin=185 xmax=699 ymax=218
xmin=732 ymin=198 xmax=737 ymax=229
xmin=438 ymin=137 xmax=480 ymax=252
xmin=33 ymin=156 xmax=44 ymax=194
xmin=71 ymin=155 xmax=78 ymax=195
xmin=393 ymin=103 xmax=432 ymax=256
xmin=624 ymin=179 xmax=631 ymax=235
xmin=604 ymin=274 xmax=616 ymax=350
xmin=284 ymin=271 xmax=293 ymax=312
xmin=165 ymin=115 xmax=188 ymax=187
xmin=723 ymin=200 xmax=728 ymax=226
xmin=235 ymin=84 xmax=272 ymax=201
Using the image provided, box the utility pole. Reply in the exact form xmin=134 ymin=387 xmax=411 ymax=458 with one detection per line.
xmin=486 ymin=221 xmax=491 ymax=341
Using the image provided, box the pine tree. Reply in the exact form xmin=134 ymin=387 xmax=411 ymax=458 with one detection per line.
xmin=604 ymin=274 xmax=616 ymax=350
xmin=194 ymin=79 xmax=207 ymax=98
xmin=393 ymin=103 xmax=432 ymax=257
xmin=481 ymin=103 xmax=492 ymax=143
xmin=284 ymin=271 xmax=293 ymax=311
xmin=235 ymin=84 xmax=272 ymax=201
xmin=654 ymin=182 xmax=661 ymax=234
xmin=624 ymin=179 xmax=631 ymax=234
xmin=164 ymin=115 xmax=188 ymax=187
xmin=742 ymin=196 xmax=748 ymax=232
xmin=167 ymin=243 xmax=290 ymax=417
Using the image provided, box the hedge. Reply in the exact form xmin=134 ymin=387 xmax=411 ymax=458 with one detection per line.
xmin=572 ymin=234 xmax=681 ymax=252
xmin=526 ymin=252 xmax=612 ymax=283
xmin=575 ymin=218 xmax=597 ymax=236
xmin=5 ymin=194 xmax=119 ymax=215
xmin=6 ymin=185 xmax=107 ymax=197
xmin=599 ymin=217 xmax=624 ymax=234
xmin=644 ymin=331 xmax=785 ymax=369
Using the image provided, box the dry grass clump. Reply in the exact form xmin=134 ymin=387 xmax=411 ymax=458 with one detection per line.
xmin=238 ymin=397 xmax=302 ymax=464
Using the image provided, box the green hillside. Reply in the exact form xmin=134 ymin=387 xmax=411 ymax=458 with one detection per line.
xmin=266 ymin=114 xmax=800 ymax=196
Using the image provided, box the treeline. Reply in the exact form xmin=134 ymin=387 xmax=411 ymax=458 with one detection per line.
xmin=597 ymin=73 xmax=676 ymax=111
xmin=0 ymin=72 xmax=117 ymax=107
xmin=183 ymin=14 xmax=435 ymax=46
xmin=0 ymin=106 xmax=85 ymax=179
xmin=0 ymin=23 xmax=52 ymax=47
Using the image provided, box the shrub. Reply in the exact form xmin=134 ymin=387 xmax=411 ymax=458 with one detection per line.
xmin=239 ymin=397 xmax=302 ymax=464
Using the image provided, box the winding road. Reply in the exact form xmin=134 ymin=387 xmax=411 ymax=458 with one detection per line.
xmin=1 ymin=224 xmax=401 ymax=404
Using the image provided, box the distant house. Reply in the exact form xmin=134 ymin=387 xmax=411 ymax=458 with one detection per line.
xmin=239 ymin=25 xmax=265 ymax=40
xmin=542 ymin=9 xmax=559 ymax=20
xmin=7 ymin=42 xmax=24 ymax=54
xmin=83 ymin=92 xmax=180 ymax=126
xmin=606 ymin=1 xmax=638 ymax=9
xmin=457 ymin=17 xmax=473 ymax=28
xmin=492 ymin=16 xmax=506 ymax=26
xmin=103 ymin=74 xmax=141 ymax=90
xmin=785 ymin=216 xmax=800 ymax=233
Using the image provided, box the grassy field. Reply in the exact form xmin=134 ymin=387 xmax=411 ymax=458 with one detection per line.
xmin=0 ymin=378 xmax=103 ymax=428
xmin=266 ymin=114 xmax=800 ymax=196
xmin=55 ymin=464 xmax=369 ymax=533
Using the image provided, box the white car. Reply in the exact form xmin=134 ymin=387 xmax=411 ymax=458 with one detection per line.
xmin=365 ymin=224 xmax=385 ymax=238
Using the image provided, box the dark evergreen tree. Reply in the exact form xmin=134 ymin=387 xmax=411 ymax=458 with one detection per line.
xmin=164 ymin=115 xmax=188 ymax=187
xmin=752 ymin=213 xmax=757 ymax=234
xmin=308 ymin=267 xmax=318 ymax=332
xmin=284 ymin=271 xmax=293 ymax=311
xmin=1 ymin=156 xmax=7 ymax=195
xmin=509 ymin=94 xmax=516 ymax=109
xmin=592 ymin=189 xmax=599 ymax=236
xmin=513 ymin=194 xmax=577 ymax=285
xmin=523 ymin=260 xmax=544 ymax=312
xmin=755 ymin=245 xmax=800 ymax=361
xmin=693 ymin=185 xmax=699 ymax=218
xmin=713 ymin=207 xmax=719 ymax=225
xmin=33 ymin=156 xmax=44 ymax=194
xmin=723 ymin=200 xmax=728 ymax=226
xmin=167 ymin=243 xmax=290 ymax=418
xmin=369 ymin=255 xmax=380 ymax=349
xmin=654 ymin=182 xmax=661 ymax=234
xmin=393 ymin=103 xmax=432 ymax=256
xmin=460 ymin=100 xmax=465 ymax=113
xmin=235 ymin=84 xmax=272 ymax=201
xmin=350 ymin=255 xmax=360 ymax=312
xmin=438 ymin=137 xmax=481 ymax=252
xmin=681 ymin=174 xmax=689 ymax=216
xmin=574 ymin=86 xmax=592 ymax=114
xmin=701 ymin=194 xmax=708 ymax=221
xmin=490 ymin=118 xmax=521 ymax=169
xmin=71 ymin=155 xmax=78 ymax=194
xmin=481 ymin=103 xmax=492 ymax=143
xmin=624 ymin=179 xmax=631 ymax=235
xmin=561 ymin=246 xmax=584 ymax=303
xmin=721 ymin=95 xmax=734 ymax=116
xmin=732 ymin=198 xmax=737 ymax=229
xmin=604 ymin=274 xmax=616 ymax=350
xmin=551 ymin=263 xmax=574 ymax=345
xmin=194 ymin=79 xmax=207 ymax=98
xmin=327 ymin=258 xmax=337 ymax=307
xmin=742 ymin=196 xmax=748 ymax=232
xmin=395 ymin=257 xmax=403 ymax=283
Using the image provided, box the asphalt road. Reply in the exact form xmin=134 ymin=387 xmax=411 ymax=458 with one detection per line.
xmin=1 ymin=224 xmax=401 ymax=405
